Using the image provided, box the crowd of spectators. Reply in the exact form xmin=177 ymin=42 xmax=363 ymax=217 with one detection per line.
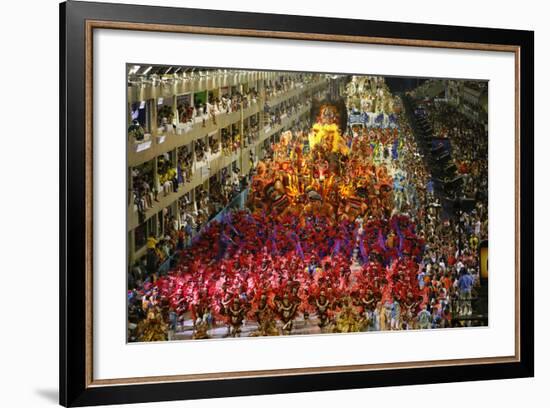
xmin=221 ymin=127 xmax=240 ymax=155
xmin=397 ymin=97 xmax=488 ymax=323
xmin=264 ymin=73 xmax=316 ymax=100
xmin=131 ymin=163 xmax=157 ymax=224
xmin=156 ymin=154 xmax=178 ymax=197
xmin=264 ymin=97 xmax=307 ymax=128
xmin=177 ymin=145 xmax=194 ymax=184
xmin=428 ymin=102 xmax=489 ymax=210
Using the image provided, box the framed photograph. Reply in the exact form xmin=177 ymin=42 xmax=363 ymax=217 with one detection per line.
xmin=60 ymin=1 xmax=534 ymax=406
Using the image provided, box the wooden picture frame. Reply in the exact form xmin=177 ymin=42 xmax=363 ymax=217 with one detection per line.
xmin=60 ymin=1 xmax=534 ymax=406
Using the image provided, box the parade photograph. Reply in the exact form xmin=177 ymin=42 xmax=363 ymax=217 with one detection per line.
xmin=126 ymin=66 xmax=489 ymax=342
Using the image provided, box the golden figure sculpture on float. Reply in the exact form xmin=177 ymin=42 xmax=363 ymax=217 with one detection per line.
xmin=247 ymin=102 xmax=394 ymax=224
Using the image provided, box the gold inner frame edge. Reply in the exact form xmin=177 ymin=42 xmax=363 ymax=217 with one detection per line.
xmin=83 ymin=19 xmax=522 ymax=388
